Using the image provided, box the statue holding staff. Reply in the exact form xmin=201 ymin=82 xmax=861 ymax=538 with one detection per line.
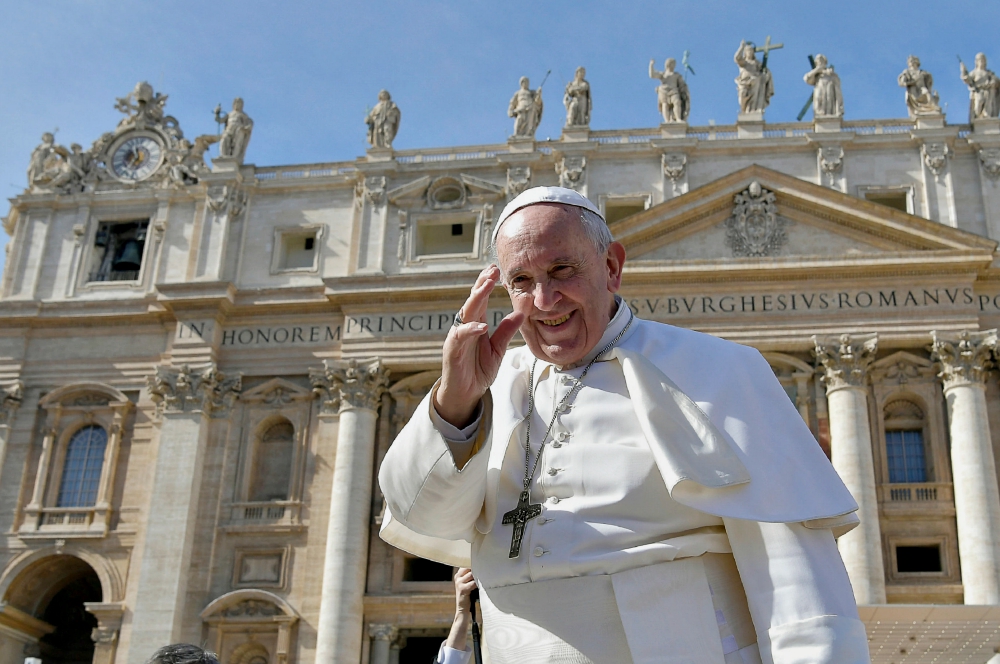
xmin=649 ymin=57 xmax=690 ymax=122
xmin=960 ymin=53 xmax=1000 ymax=121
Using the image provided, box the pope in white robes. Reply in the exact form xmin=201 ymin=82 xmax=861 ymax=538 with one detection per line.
xmin=379 ymin=187 xmax=872 ymax=664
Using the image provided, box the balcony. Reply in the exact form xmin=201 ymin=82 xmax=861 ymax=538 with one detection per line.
xmin=878 ymin=482 xmax=954 ymax=516
xmin=19 ymin=505 xmax=110 ymax=539
xmin=221 ymin=500 xmax=304 ymax=533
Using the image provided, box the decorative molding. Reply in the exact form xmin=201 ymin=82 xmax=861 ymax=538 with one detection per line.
xmin=724 ymin=180 xmax=787 ymax=257
xmin=369 ymin=623 xmax=399 ymax=642
xmin=979 ymin=147 xmax=1000 ymax=180
xmin=661 ymin=153 xmax=687 ymax=182
xmin=206 ymin=184 xmax=247 ymax=217
xmin=0 ymin=381 xmax=24 ymax=426
xmin=364 ymin=176 xmax=387 ymax=205
xmin=222 ymin=599 xmax=280 ymax=618
xmin=921 ymin=142 xmax=951 ymax=177
xmin=930 ymin=329 xmax=998 ymax=390
xmin=309 ymin=359 xmax=390 ymax=414
xmin=506 ymin=166 xmax=531 ymax=197
xmin=813 ymin=333 xmax=879 ymax=392
xmin=556 ymin=156 xmax=587 ymax=191
xmin=147 ymin=364 xmax=242 ymax=416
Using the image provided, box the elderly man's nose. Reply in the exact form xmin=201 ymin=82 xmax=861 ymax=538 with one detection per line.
xmin=533 ymin=280 xmax=560 ymax=308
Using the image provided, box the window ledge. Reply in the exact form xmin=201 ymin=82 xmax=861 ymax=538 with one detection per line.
xmin=18 ymin=506 xmax=109 ymax=539
xmin=220 ymin=500 xmax=306 ymax=533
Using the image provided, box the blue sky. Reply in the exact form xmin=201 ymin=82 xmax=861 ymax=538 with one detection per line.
xmin=2 ymin=1 xmax=997 ymax=273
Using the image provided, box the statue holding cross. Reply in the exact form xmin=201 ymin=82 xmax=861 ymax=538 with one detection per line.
xmin=735 ymin=38 xmax=780 ymax=114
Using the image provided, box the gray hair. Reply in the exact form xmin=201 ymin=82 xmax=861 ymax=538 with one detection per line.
xmin=490 ymin=205 xmax=613 ymax=270
xmin=146 ymin=644 xmax=219 ymax=664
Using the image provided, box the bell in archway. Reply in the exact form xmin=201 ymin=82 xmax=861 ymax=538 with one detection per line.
xmin=113 ymin=240 xmax=142 ymax=272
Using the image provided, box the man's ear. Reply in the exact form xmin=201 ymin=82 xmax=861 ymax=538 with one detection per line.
xmin=606 ymin=241 xmax=626 ymax=293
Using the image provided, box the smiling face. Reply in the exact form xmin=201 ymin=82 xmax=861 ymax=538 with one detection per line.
xmin=496 ymin=203 xmax=625 ymax=366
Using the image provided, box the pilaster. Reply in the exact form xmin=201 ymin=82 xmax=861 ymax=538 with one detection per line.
xmin=930 ymin=329 xmax=1000 ymax=604
xmin=814 ymin=333 xmax=887 ymax=604
xmin=312 ymin=359 xmax=390 ymax=664
xmin=966 ymin=120 xmax=1000 ymax=242
xmin=367 ymin=623 xmax=398 ymax=664
xmin=127 ymin=363 xmax=241 ymax=662
xmin=912 ymin=123 xmax=959 ymax=226
xmin=0 ymin=381 xmax=23 ymax=499
xmin=84 ymin=602 xmax=124 ymax=664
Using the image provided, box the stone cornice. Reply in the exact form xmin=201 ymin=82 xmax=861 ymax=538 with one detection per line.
xmin=930 ymin=329 xmax=998 ymax=390
xmin=813 ymin=333 xmax=879 ymax=392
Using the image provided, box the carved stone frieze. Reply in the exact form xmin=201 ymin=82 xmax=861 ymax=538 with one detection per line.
xmin=813 ymin=333 xmax=879 ymax=392
xmin=147 ymin=364 xmax=242 ymax=416
xmin=0 ymin=381 xmax=24 ymax=426
xmin=884 ymin=360 xmax=921 ymax=385
xmin=922 ymin=142 xmax=951 ymax=177
xmin=819 ymin=146 xmax=844 ymax=174
xmin=556 ymin=156 xmax=587 ymax=191
xmin=206 ymin=184 xmax=247 ymax=217
xmin=930 ymin=329 xmax=998 ymax=390
xmin=724 ymin=180 xmax=787 ymax=257
xmin=222 ymin=599 xmax=280 ymax=618
xmin=661 ymin=153 xmax=687 ymax=181
xmin=979 ymin=147 xmax=1000 ymax=180
xmin=506 ymin=166 xmax=531 ymax=197
xmin=310 ymin=359 xmax=390 ymax=414
xmin=364 ymin=176 xmax=387 ymax=205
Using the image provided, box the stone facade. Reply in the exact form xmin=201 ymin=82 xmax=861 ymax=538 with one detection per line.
xmin=7 ymin=81 xmax=1000 ymax=663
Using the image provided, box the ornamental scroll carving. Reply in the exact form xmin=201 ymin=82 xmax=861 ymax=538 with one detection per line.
xmin=364 ymin=176 xmax=387 ymax=206
xmin=661 ymin=153 xmax=687 ymax=181
xmin=979 ymin=148 xmax=1000 ymax=180
xmin=0 ymin=381 xmax=24 ymax=426
xmin=724 ymin=180 xmax=787 ymax=257
xmin=207 ymin=184 xmax=247 ymax=217
xmin=309 ymin=359 xmax=390 ymax=414
xmin=813 ymin=333 xmax=879 ymax=392
xmin=922 ymin=142 xmax=951 ymax=177
xmin=556 ymin=156 xmax=586 ymax=191
xmin=147 ymin=364 xmax=242 ymax=416
xmin=506 ymin=166 xmax=531 ymax=197
xmin=930 ymin=329 xmax=998 ymax=389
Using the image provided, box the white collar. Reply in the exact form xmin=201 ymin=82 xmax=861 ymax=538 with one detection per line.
xmin=550 ymin=296 xmax=634 ymax=371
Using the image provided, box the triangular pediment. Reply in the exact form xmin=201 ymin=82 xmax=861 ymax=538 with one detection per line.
xmin=614 ymin=165 xmax=996 ymax=266
xmin=240 ymin=377 xmax=313 ymax=404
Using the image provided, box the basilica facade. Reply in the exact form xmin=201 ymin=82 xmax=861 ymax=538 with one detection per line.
xmin=6 ymin=54 xmax=1000 ymax=663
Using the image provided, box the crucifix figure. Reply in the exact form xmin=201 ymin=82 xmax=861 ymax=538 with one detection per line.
xmin=502 ymin=489 xmax=542 ymax=558
xmin=735 ymin=38 xmax=777 ymax=114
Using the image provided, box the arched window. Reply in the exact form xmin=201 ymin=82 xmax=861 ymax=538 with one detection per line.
xmin=249 ymin=421 xmax=294 ymax=502
xmin=57 ymin=426 xmax=107 ymax=507
xmin=884 ymin=400 xmax=927 ymax=483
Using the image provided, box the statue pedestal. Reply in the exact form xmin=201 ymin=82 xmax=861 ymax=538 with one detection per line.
xmin=211 ymin=156 xmax=241 ymax=173
xmin=915 ymin=113 xmax=946 ymax=130
xmin=366 ymin=147 xmax=395 ymax=162
xmin=813 ymin=117 xmax=843 ymax=133
xmin=974 ymin=118 xmax=1000 ymax=135
xmin=507 ymin=136 xmax=536 ymax=153
xmin=660 ymin=122 xmax=688 ymax=139
xmin=737 ymin=112 xmax=765 ymax=139
xmin=561 ymin=126 xmax=590 ymax=142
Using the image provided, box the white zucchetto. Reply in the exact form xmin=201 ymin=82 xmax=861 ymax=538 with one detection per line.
xmin=493 ymin=186 xmax=605 ymax=244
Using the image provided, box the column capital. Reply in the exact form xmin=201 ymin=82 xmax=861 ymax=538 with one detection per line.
xmin=0 ymin=380 xmax=24 ymax=426
xmin=310 ymin=359 xmax=389 ymax=414
xmin=368 ymin=623 xmax=398 ymax=642
xmin=147 ymin=364 xmax=242 ymax=417
xmin=812 ymin=333 xmax=878 ymax=393
xmin=930 ymin=329 xmax=998 ymax=390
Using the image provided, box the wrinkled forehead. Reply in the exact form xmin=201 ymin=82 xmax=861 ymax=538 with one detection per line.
xmin=495 ymin=204 xmax=590 ymax=265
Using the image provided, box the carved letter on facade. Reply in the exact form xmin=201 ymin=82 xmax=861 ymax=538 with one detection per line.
xmin=147 ymin=364 xmax=243 ymax=416
xmin=813 ymin=333 xmax=879 ymax=391
xmin=309 ymin=359 xmax=390 ymax=414
xmin=724 ymin=180 xmax=787 ymax=257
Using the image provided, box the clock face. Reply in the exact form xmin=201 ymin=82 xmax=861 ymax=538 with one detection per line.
xmin=111 ymin=135 xmax=163 ymax=181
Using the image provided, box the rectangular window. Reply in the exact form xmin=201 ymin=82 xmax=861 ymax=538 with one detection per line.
xmin=604 ymin=202 xmax=646 ymax=224
xmin=886 ymin=429 xmax=927 ymax=483
xmin=415 ymin=219 xmax=476 ymax=256
xmin=865 ymin=191 xmax=909 ymax=212
xmin=88 ymin=219 xmax=148 ymax=282
xmin=896 ymin=545 xmax=942 ymax=573
xmin=278 ymin=231 xmax=318 ymax=271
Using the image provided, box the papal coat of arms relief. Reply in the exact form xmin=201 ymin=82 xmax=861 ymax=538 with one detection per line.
xmin=724 ymin=180 xmax=788 ymax=257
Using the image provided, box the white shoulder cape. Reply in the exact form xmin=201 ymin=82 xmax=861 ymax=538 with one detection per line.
xmin=380 ymin=318 xmax=859 ymax=567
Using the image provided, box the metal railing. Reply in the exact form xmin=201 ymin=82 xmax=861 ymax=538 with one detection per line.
xmin=880 ymin=482 xmax=952 ymax=503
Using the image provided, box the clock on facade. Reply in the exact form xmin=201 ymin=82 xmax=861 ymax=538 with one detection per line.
xmin=110 ymin=134 xmax=164 ymax=181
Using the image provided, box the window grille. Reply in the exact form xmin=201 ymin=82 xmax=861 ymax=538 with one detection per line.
xmin=56 ymin=425 xmax=107 ymax=507
xmin=886 ymin=429 xmax=926 ymax=483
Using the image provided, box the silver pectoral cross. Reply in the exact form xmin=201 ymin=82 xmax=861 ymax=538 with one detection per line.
xmin=502 ymin=489 xmax=542 ymax=559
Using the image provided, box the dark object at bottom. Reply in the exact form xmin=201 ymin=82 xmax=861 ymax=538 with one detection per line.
xmin=470 ymin=588 xmax=484 ymax=664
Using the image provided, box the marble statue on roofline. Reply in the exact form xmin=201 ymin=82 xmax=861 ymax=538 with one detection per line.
xmin=804 ymin=54 xmax=843 ymax=118
xmin=898 ymin=55 xmax=941 ymax=117
xmin=26 ymin=133 xmax=95 ymax=193
xmin=214 ymin=97 xmax=254 ymax=163
xmin=366 ymin=90 xmax=401 ymax=149
xmin=509 ymin=76 xmax=544 ymax=138
xmin=960 ymin=53 xmax=1000 ymax=121
xmin=563 ymin=67 xmax=592 ymax=127
xmin=734 ymin=40 xmax=774 ymax=114
xmin=649 ymin=57 xmax=690 ymax=123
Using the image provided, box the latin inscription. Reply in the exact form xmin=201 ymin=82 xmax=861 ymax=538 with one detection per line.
xmin=222 ymin=324 xmax=341 ymax=346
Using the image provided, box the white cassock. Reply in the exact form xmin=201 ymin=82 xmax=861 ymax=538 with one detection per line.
xmin=380 ymin=299 xmax=872 ymax=664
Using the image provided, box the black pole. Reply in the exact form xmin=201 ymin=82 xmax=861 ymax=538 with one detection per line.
xmin=469 ymin=588 xmax=484 ymax=664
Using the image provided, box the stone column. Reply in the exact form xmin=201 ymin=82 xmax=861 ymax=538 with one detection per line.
xmin=931 ymin=329 xmax=1000 ymax=604
xmin=367 ymin=624 xmax=398 ymax=664
xmin=389 ymin=633 xmax=406 ymax=664
xmin=814 ymin=333 xmax=887 ymax=604
xmin=84 ymin=602 xmax=124 ymax=664
xmin=127 ymin=365 xmax=241 ymax=662
xmin=0 ymin=381 xmax=23 ymax=495
xmin=312 ymin=359 xmax=390 ymax=664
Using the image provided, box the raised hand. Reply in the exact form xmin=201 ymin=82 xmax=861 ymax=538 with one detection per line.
xmin=434 ymin=265 xmax=524 ymax=427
